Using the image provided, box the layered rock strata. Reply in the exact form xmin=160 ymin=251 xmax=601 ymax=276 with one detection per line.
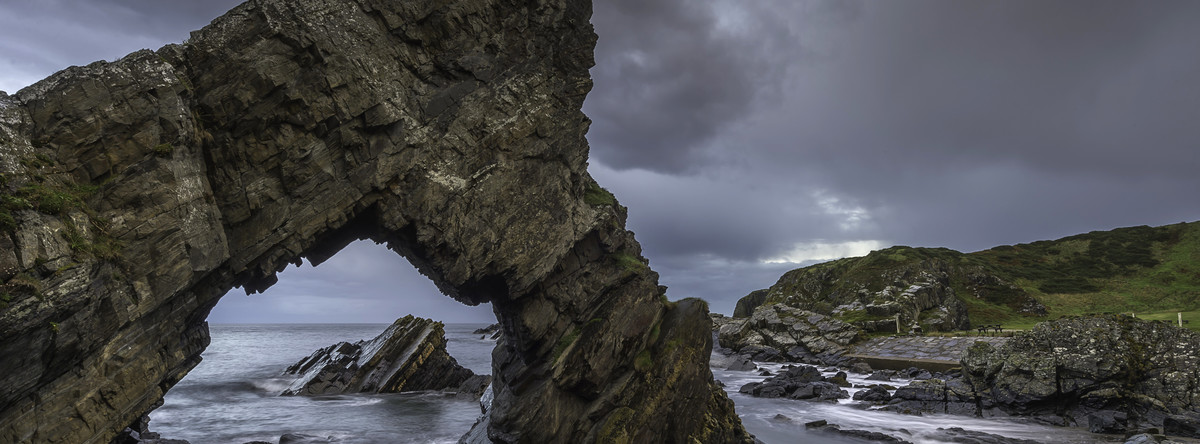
xmin=887 ymin=315 xmax=1200 ymax=438
xmin=0 ymin=0 xmax=750 ymax=442
xmin=717 ymin=304 xmax=862 ymax=366
xmin=281 ymin=316 xmax=485 ymax=397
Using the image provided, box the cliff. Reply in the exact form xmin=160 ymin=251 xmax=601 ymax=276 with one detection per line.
xmin=0 ymin=0 xmax=749 ymax=442
xmin=281 ymin=315 xmax=487 ymax=397
xmin=736 ymin=221 xmax=1200 ymax=329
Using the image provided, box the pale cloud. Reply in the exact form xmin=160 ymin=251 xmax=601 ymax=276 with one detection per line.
xmin=763 ymin=240 xmax=886 ymax=264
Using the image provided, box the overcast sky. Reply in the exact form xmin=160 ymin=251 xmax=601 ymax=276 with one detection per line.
xmin=3 ymin=1 xmax=1198 ymax=323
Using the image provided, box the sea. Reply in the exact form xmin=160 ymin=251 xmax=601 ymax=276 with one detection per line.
xmin=150 ymin=323 xmax=1115 ymax=443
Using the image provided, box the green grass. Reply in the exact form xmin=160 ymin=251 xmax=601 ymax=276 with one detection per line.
xmin=755 ymin=221 xmax=1200 ymax=330
xmin=583 ymin=182 xmax=617 ymax=206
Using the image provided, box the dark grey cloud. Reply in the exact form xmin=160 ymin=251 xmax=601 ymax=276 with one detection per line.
xmin=585 ymin=0 xmax=1200 ymax=313
xmin=585 ymin=0 xmax=807 ymax=172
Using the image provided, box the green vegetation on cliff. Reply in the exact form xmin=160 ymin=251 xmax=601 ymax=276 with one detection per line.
xmin=744 ymin=221 xmax=1200 ymax=329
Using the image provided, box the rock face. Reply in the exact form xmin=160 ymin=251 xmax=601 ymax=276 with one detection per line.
xmin=732 ymin=289 xmax=767 ymax=318
xmin=281 ymin=316 xmax=484 ymax=397
xmin=888 ymin=315 xmax=1200 ymax=437
xmin=718 ymin=304 xmax=862 ymax=366
xmin=739 ymin=246 xmax=1048 ymax=333
xmin=0 ymin=0 xmax=749 ymax=443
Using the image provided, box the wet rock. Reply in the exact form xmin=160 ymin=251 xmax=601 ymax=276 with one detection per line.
xmin=925 ymin=427 xmax=1042 ymax=444
xmin=739 ymin=365 xmax=848 ymax=402
xmin=866 ymin=370 xmax=896 ymax=381
xmin=1088 ymin=410 xmax=1129 ymax=434
xmin=807 ymin=423 xmax=911 ymax=443
xmin=472 ymin=324 xmax=500 ymax=335
xmin=886 ymin=315 xmax=1200 ymax=437
xmin=1164 ymin=414 xmax=1200 ymax=438
xmin=281 ymin=316 xmax=482 ymax=397
xmin=279 ymin=434 xmax=333 ymax=444
xmin=726 ymin=355 xmax=758 ymax=371
xmin=850 ymin=362 xmax=874 ymax=374
xmin=853 ymin=386 xmax=892 ymax=403
xmin=828 ymin=371 xmax=851 ymax=387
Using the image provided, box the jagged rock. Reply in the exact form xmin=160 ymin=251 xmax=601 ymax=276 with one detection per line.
xmin=925 ymin=427 xmax=1042 ymax=444
xmin=472 ymin=323 xmax=500 ymax=335
xmin=887 ymin=315 xmax=1200 ymax=437
xmin=281 ymin=316 xmax=483 ymax=396
xmin=718 ymin=304 xmax=862 ymax=366
xmin=739 ymin=365 xmax=848 ymax=402
xmin=806 ymin=423 xmax=911 ymax=443
xmin=852 ymin=386 xmax=892 ymax=403
xmin=0 ymin=0 xmax=751 ymax=442
xmin=737 ymin=246 xmax=1054 ymax=333
xmin=1164 ymin=414 xmax=1200 ymax=438
xmin=732 ymin=288 xmax=768 ymax=318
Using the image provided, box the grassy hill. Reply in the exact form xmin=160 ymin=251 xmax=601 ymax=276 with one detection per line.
xmin=744 ymin=221 xmax=1200 ymax=330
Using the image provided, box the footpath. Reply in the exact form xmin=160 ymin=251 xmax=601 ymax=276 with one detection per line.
xmin=847 ymin=336 xmax=1010 ymax=371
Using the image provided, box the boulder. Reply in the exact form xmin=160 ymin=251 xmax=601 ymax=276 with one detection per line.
xmin=852 ymin=386 xmax=892 ymax=403
xmin=281 ymin=316 xmax=485 ymax=397
xmin=738 ymin=365 xmax=848 ymax=402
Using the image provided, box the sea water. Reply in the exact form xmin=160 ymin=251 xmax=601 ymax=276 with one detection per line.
xmin=152 ymin=324 xmax=1111 ymax=443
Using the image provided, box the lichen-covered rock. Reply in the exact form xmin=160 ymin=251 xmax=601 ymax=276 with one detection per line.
xmin=718 ymin=304 xmax=862 ymax=365
xmin=280 ymin=316 xmax=481 ymax=396
xmin=0 ymin=0 xmax=751 ymax=442
xmin=888 ymin=315 xmax=1200 ymax=436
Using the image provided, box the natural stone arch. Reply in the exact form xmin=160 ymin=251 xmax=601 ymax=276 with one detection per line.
xmin=0 ymin=0 xmax=750 ymax=443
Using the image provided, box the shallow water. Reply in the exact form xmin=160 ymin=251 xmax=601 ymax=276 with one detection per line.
xmin=713 ymin=362 xmax=1115 ymax=444
xmin=151 ymin=324 xmax=494 ymax=444
xmin=154 ymin=325 xmax=1117 ymax=443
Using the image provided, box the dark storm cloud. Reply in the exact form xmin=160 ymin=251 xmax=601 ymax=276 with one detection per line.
xmin=585 ymin=0 xmax=1200 ymax=312
xmin=0 ymin=0 xmax=240 ymax=92
xmin=585 ymin=0 xmax=810 ymax=172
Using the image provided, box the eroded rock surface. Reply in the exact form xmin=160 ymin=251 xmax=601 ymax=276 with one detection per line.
xmin=0 ymin=0 xmax=749 ymax=442
xmin=281 ymin=315 xmax=485 ymax=397
xmin=718 ymin=304 xmax=862 ymax=366
xmin=887 ymin=315 xmax=1200 ymax=438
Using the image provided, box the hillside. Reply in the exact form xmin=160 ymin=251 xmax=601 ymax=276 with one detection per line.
xmin=737 ymin=221 xmax=1200 ymax=330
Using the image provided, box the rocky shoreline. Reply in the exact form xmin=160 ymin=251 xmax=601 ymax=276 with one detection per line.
xmin=716 ymin=313 xmax=1200 ymax=443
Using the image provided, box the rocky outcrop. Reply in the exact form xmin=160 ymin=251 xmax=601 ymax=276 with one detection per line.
xmin=718 ymin=304 xmax=862 ymax=366
xmin=887 ymin=315 xmax=1200 ymax=437
xmin=737 ymin=365 xmax=849 ymax=402
xmin=742 ymin=246 xmax=1049 ymax=333
xmin=0 ymin=0 xmax=750 ymax=442
xmin=732 ymin=289 xmax=767 ymax=318
xmin=281 ymin=316 xmax=485 ymax=397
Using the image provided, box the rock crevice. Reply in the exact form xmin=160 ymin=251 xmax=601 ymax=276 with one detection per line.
xmin=0 ymin=0 xmax=750 ymax=442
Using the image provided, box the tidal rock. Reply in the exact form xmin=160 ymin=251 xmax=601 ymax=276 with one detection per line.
xmin=1164 ymin=414 xmax=1200 ymax=438
xmin=806 ymin=423 xmax=911 ymax=443
xmin=0 ymin=0 xmax=751 ymax=442
xmin=472 ymin=323 xmax=500 ymax=335
xmin=925 ymin=427 xmax=1042 ymax=444
xmin=739 ymin=365 xmax=848 ymax=402
xmin=887 ymin=315 xmax=1200 ymax=436
xmin=282 ymin=316 xmax=481 ymax=396
xmin=852 ymin=386 xmax=892 ymax=403
xmin=718 ymin=304 xmax=862 ymax=365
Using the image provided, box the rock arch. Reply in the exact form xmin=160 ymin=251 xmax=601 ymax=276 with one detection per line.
xmin=0 ymin=0 xmax=749 ymax=442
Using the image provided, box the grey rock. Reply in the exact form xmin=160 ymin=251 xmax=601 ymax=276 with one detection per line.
xmin=0 ymin=0 xmax=752 ymax=442
xmin=282 ymin=316 xmax=480 ymax=396
xmin=1164 ymin=414 xmax=1200 ymax=438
